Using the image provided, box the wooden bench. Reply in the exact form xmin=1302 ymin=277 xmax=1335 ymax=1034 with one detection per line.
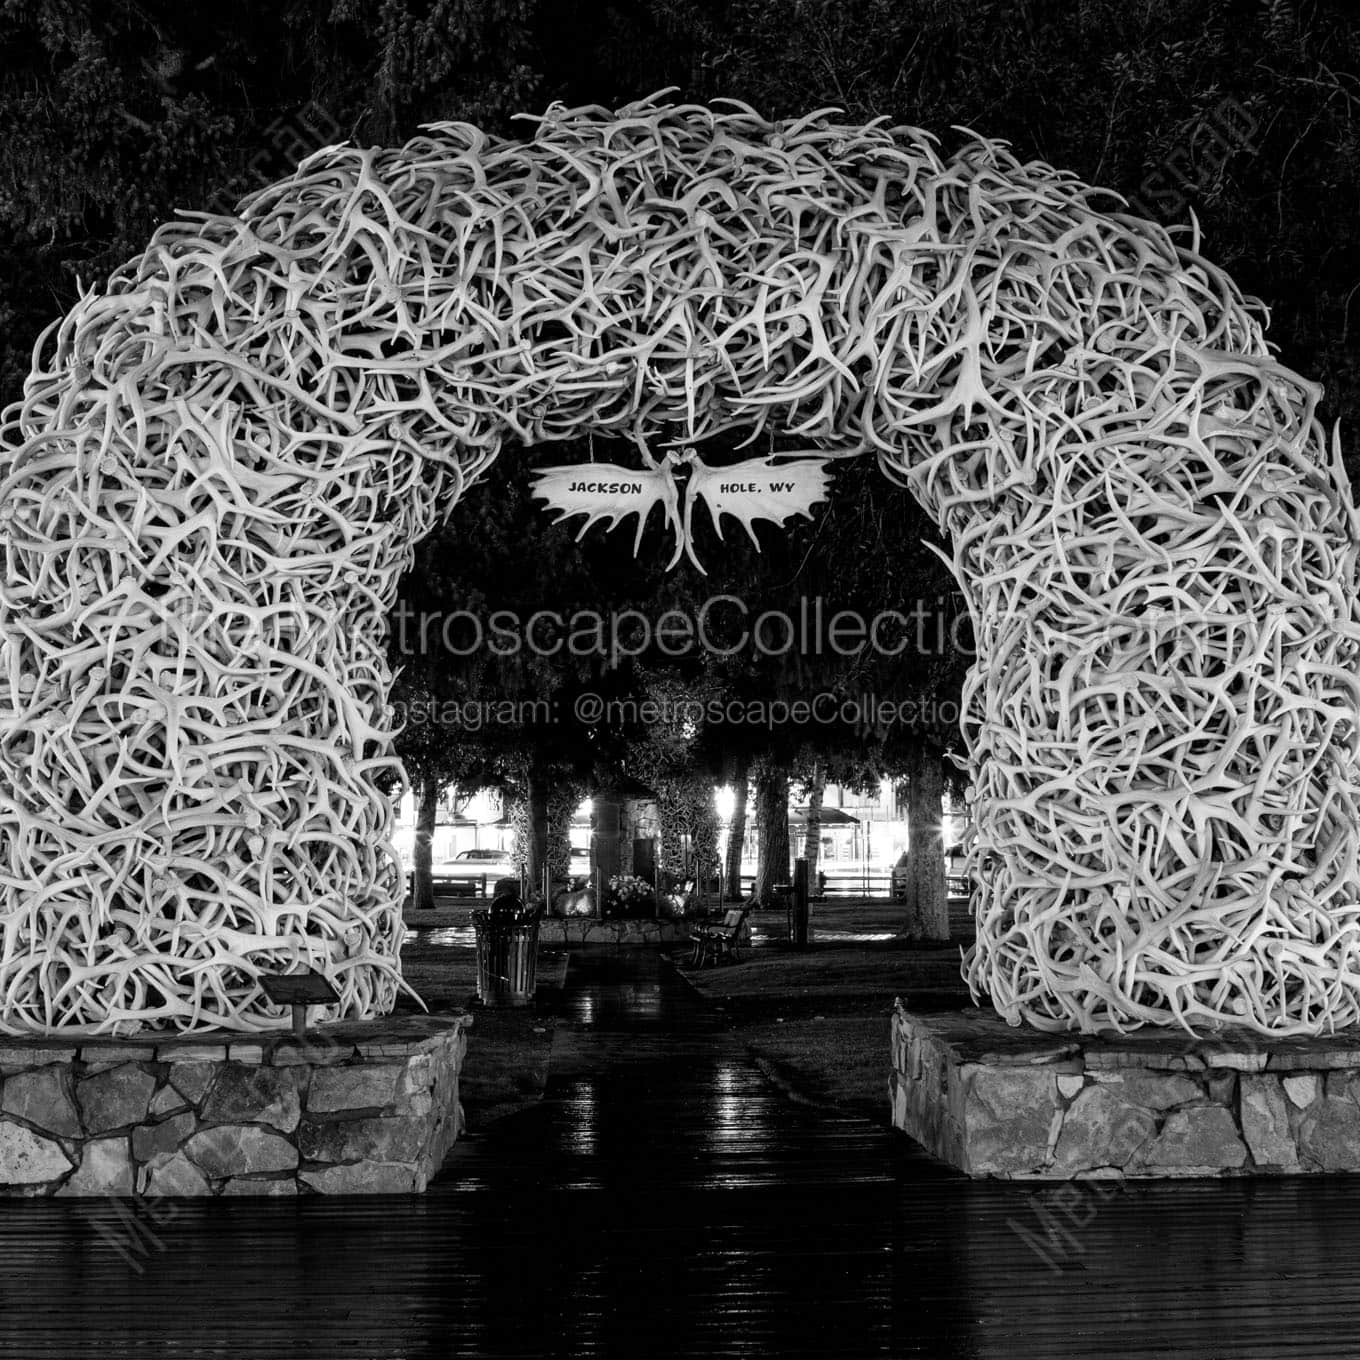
xmin=690 ymin=906 xmax=750 ymax=967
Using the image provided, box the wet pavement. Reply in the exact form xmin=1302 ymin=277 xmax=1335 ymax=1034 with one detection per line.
xmin=5 ymin=949 xmax=1360 ymax=1357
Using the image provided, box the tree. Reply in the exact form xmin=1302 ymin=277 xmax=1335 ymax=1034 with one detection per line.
xmin=899 ymin=737 xmax=948 ymax=940
xmin=798 ymin=757 xmax=825 ymax=886
xmin=504 ymin=755 xmax=585 ymax=898
xmin=394 ymin=672 xmax=507 ymax=910
xmin=410 ymin=772 xmax=442 ymax=912
xmin=0 ymin=0 xmax=541 ymax=403
xmin=752 ymin=760 xmax=791 ymax=907
xmin=723 ymin=752 xmax=751 ymax=900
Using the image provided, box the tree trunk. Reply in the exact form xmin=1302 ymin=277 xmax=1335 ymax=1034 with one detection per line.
xmin=656 ymin=776 xmax=686 ymax=883
xmin=525 ymin=764 xmax=550 ymax=899
xmin=616 ymin=799 xmax=635 ymax=877
xmin=753 ymin=764 xmax=791 ymax=907
xmin=801 ymin=759 xmax=825 ymax=885
xmin=545 ymin=783 xmax=577 ymax=891
xmin=724 ymin=757 xmax=749 ymax=899
xmin=902 ymin=741 xmax=948 ymax=940
xmin=691 ymin=786 xmax=719 ymax=910
xmin=592 ymin=787 xmax=622 ymax=917
xmin=412 ymin=773 xmax=440 ymax=911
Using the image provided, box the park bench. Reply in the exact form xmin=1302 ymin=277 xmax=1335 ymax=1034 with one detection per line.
xmin=690 ymin=905 xmax=750 ymax=968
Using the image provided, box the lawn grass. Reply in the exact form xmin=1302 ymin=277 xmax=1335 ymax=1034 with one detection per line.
xmin=679 ymin=899 xmax=974 ymax=1121
xmin=398 ymin=933 xmax=568 ymax=1134
xmin=740 ymin=1015 xmax=896 ymax=1121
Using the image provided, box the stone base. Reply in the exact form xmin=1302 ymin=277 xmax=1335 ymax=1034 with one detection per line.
xmin=0 ymin=1013 xmax=470 ymax=1196
xmin=538 ymin=918 xmax=691 ymax=947
xmin=890 ymin=1001 xmax=1360 ymax=1179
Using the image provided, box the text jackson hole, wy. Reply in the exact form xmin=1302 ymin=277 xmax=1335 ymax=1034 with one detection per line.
xmin=387 ymin=594 xmax=970 ymax=663
xmin=564 ymin=477 xmax=798 ymax=494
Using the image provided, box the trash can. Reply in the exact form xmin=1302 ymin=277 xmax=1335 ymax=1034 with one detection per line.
xmin=473 ymin=909 xmax=540 ymax=1007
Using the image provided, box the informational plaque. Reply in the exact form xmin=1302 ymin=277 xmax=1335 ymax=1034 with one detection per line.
xmin=259 ymin=970 xmax=340 ymax=1041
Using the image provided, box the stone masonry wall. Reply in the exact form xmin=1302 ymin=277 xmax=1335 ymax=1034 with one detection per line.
xmin=538 ymin=919 xmax=691 ymax=947
xmin=0 ymin=1014 xmax=469 ymax=1196
xmin=891 ymin=1002 xmax=1360 ymax=1178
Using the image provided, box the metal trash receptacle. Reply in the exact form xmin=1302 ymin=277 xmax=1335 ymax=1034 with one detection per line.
xmin=473 ymin=913 xmax=540 ymax=1007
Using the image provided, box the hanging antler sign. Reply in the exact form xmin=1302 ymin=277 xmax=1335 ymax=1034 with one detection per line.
xmin=530 ymin=447 xmax=834 ymax=572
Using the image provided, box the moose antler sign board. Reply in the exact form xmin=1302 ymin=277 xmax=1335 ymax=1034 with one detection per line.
xmin=530 ymin=446 xmax=834 ymax=571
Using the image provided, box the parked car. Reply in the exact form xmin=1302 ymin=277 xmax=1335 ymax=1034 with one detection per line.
xmin=449 ymin=848 xmax=516 ymax=878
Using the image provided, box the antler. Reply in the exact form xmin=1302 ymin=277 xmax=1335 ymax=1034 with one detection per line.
xmin=0 ymin=95 xmax=1355 ymax=1037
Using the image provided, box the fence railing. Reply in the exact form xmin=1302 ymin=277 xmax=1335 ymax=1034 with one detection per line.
xmin=406 ymin=871 xmax=490 ymax=900
xmin=406 ymin=866 xmax=973 ymax=905
xmin=733 ymin=870 xmax=972 ymax=900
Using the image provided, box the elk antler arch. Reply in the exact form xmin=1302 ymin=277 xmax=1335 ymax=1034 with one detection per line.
xmin=1 ymin=96 xmax=1357 ymax=1035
